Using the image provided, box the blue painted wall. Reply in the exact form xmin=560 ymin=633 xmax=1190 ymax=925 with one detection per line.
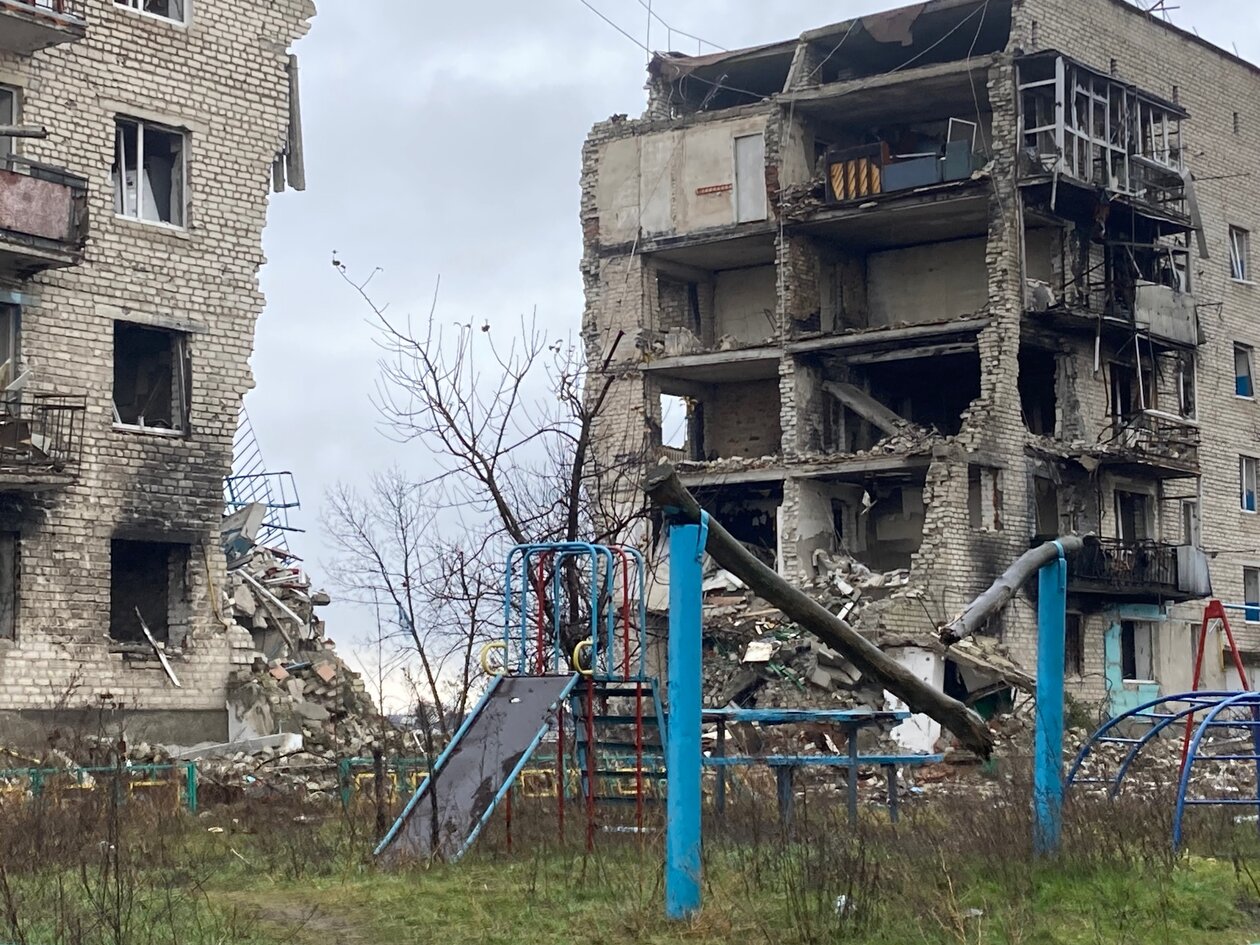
xmin=1104 ymin=604 xmax=1166 ymax=717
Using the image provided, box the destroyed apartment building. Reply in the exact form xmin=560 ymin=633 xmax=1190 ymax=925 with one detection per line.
xmin=0 ymin=0 xmax=316 ymax=744
xmin=582 ymin=0 xmax=1260 ymax=719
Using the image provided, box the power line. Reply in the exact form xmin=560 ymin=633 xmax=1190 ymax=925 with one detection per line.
xmin=579 ymin=0 xmax=649 ymax=53
xmin=634 ymin=0 xmax=727 ymax=52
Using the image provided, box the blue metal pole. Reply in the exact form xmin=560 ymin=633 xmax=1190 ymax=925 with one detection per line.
xmin=666 ymin=516 xmax=705 ymax=920
xmin=1033 ymin=541 xmax=1067 ymax=855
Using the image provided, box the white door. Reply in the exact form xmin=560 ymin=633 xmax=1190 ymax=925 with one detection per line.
xmin=734 ymin=133 xmax=766 ymax=223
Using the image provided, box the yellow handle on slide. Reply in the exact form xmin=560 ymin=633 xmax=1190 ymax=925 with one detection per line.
xmin=572 ymin=639 xmax=594 ymax=677
xmin=480 ymin=641 xmax=507 ymax=676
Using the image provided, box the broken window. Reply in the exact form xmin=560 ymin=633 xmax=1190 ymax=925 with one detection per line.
xmin=1109 ymin=360 xmax=1153 ymax=419
xmin=1114 ymin=490 xmax=1153 ymax=542
xmin=1120 ymin=621 xmax=1155 ymax=681
xmin=1018 ymin=348 xmax=1057 ymax=435
xmin=0 ymin=85 xmax=17 ymax=166
xmin=112 ymin=322 xmax=190 ymax=434
xmin=967 ymin=466 xmax=1002 ymax=531
xmin=1236 ymin=344 xmax=1255 ymax=398
xmin=1064 ymin=613 xmax=1083 ymax=678
xmin=1230 ymin=226 xmax=1251 ymax=282
xmin=1246 ymin=567 xmax=1260 ymax=623
xmin=1243 ymin=456 xmax=1259 ymax=513
xmin=0 ymin=304 xmax=19 ymax=395
xmin=114 ymin=0 xmax=186 ymax=22
xmin=113 ymin=118 xmax=186 ymax=226
xmin=1177 ymin=354 xmax=1196 ymax=419
xmin=109 ymin=539 xmax=188 ymax=644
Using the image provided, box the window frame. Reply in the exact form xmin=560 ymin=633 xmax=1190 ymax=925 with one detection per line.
xmin=1236 ymin=343 xmax=1255 ymax=399
xmin=1243 ymin=455 xmax=1259 ymax=513
xmin=1120 ymin=620 xmax=1156 ymax=683
xmin=1230 ymin=225 xmax=1252 ymax=283
xmin=111 ymin=322 xmax=192 ymax=437
xmin=112 ymin=116 xmax=188 ymax=229
xmin=1245 ymin=566 xmax=1260 ymax=624
xmin=113 ymin=0 xmax=189 ymax=26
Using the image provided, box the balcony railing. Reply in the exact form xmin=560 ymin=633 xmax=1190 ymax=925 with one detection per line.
xmin=0 ymin=394 xmax=86 ymax=484
xmin=0 ymin=0 xmax=87 ymax=55
xmin=1033 ymin=535 xmax=1210 ymax=600
xmin=1099 ymin=410 xmax=1199 ymax=473
xmin=0 ymin=158 xmax=88 ymax=275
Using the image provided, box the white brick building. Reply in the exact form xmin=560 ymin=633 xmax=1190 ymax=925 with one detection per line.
xmin=0 ymin=0 xmax=313 ymax=743
xmin=582 ymin=0 xmax=1260 ymax=716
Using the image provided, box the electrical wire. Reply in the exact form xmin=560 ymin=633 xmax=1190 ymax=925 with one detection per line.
xmin=579 ymin=0 xmax=649 ymax=53
xmin=634 ymin=0 xmax=726 ymax=52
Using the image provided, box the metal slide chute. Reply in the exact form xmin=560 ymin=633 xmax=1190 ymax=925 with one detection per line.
xmin=376 ymin=673 xmax=579 ymax=864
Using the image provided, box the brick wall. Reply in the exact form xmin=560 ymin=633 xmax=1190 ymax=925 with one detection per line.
xmin=0 ymin=0 xmax=313 ymax=738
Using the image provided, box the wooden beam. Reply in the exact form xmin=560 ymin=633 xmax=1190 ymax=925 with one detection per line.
xmin=644 ymin=464 xmax=995 ymax=758
xmin=822 ymin=381 xmax=906 ymax=435
xmin=786 ymin=318 xmax=989 ymax=355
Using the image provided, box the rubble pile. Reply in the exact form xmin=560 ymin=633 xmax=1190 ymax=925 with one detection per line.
xmin=223 ymin=546 xmax=332 ymax=661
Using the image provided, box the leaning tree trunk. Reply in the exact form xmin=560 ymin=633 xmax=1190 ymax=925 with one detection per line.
xmin=644 ymin=464 xmax=996 ymax=758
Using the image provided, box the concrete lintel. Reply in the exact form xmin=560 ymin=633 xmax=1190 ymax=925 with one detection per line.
xmin=643 ymin=345 xmax=780 ymax=373
xmin=678 ymin=467 xmax=786 ymax=488
xmin=783 ymin=52 xmax=1002 ymax=106
xmin=787 ymin=317 xmax=989 ymax=355
xmin=822 ymin=381 xmax=906 ymax=435
xmin=792 ymin=453 xmax=934 ymax=481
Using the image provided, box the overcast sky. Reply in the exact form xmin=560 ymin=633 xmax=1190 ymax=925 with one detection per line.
xmin=249 ymin=0 xmax=1257 ymax=701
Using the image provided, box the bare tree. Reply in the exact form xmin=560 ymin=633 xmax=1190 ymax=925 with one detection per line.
xmin=330 ymin=259 xmax=644 ymax=670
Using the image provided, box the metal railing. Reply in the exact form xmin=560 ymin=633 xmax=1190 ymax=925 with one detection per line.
xmin=1 ymin=0 xmax=86 ymax=19
xmin=0 ymin=393 xmax=86 ymax=476
xmin=1074 ymin=536 xmax=1179 ymax=594
xmin=1100 ymin=410 xmax=1199 ymax=469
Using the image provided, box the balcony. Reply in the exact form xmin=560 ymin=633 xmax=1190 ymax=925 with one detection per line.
xmin=0 ymin=0 xmax=86 ymax=55
xmin=0 ymin=158 xmax=88 ymax=277
xmin=1072 ymin=537 xmax=1209 ymax=602
xmin=0 ymin=393 xmax=86 ymax=491
xmin=1095 ymin=411 xmax=1199 ymax=479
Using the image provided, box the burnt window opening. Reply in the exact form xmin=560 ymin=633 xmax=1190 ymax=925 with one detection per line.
xmin=1114 ymin=490 xmax=1154 ymax=542
xmin=1033 ymin=477 xmax=1059 ymax=538
xmin=1064 ymin=613 xmax=1083 ymax=678
xmin=1019 ymin=348 xmax=1058 ymax=435
xmin=109 ymin=539 xmax=189 ymax=645
xmin=968 ymin=466 xmax=1002 ymax=531
xmin=0 ymin=532 xmax=16 ymax=641
xmin=112 ymin=118 xmax=186 ymax=226
xmin=114 ymin=0 xmax=186 ymax=23
xmin=113 ymin=323 xmax=190 ymax=434
xmin=1120 ymin=620 xmax=1155 ymax=681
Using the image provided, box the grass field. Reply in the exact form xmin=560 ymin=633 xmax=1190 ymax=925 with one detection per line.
xmin=3 ymin=773 xmax=1260 ymax=945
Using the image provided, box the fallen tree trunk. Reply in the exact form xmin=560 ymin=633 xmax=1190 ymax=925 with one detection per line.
xmin=644 ymin=464 xmax=995 ymax=759
xmin=938 ymin=536 xmax=1086 ymax=646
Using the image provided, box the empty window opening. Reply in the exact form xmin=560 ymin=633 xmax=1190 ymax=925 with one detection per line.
xmin=1242 ymin=456 xmax=1258 ymax=513
xmin=109 ymin=539 xmax=189 ymax=645
xmin=655 ymin=276 xmax=702 ymax=338
xmin=1236 ymin=344 xmax=1255 ymax=398
xmin=1109 ymin=360 xmax=1154 ymax=419
xmin=113 ymin=118 xmax=186 ymax=226
xmin=1115 ymin=490 xmax=1154 ymax=542
xmin=113 ymin=323 xmax=190 ymax=433
xmin=0 ymin=85 xmax=18 ymax=166
xmin=1018 ymin=348 xmax=1058 ymax=435
xmin=692 ymin=484 xmax=780 ymax=568
xmin=1120 ymin=620 xmax=1155 ymax=681
xmin=1231 ymin=226 xmax=1251 ymax=282
xmin=1177 ymin=353 xmax=1196 ymax=419
xmin=968 ymin=466 xmax=1003 ymax=531
xmin=1246 ymin=567 xmax=1260 ymax=623
xmin=1065 ymin=613 xmax=1083 ymax=678
xmin=660 ymin=394 xmax=689 ymax=451
xmin=1034 ymin=477 xmax=1059 ymax=538
xmin=114 ymin=0 xmax=186 ymax=23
